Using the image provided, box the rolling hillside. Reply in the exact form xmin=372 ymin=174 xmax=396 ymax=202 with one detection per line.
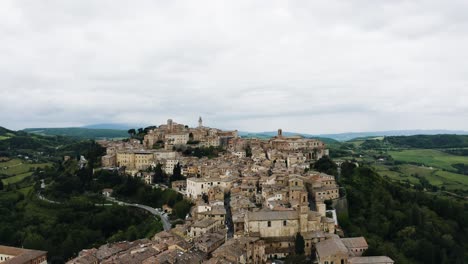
xmin=23 ymin=127 xmax=128 ymax=139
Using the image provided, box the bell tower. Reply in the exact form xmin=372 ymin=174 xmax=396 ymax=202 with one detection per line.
xmin=198 ymin=116 xmax=203 ymax=128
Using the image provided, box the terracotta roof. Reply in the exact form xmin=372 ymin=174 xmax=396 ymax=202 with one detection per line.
xmin=0 ymin=245 xmax=47 ymax=264
xmin=247 ymin=210 xmax=298 ymax=221
xmin=341 ymin=237 xmax=368 ymax=249
xmin=192 ymin=218 xmax=218 ymax=228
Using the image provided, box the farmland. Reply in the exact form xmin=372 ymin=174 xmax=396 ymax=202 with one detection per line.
xmin=388 ymin=149 xmax=468 ymax=172
xmin=0 ymin=158 xmax=51 ymax=185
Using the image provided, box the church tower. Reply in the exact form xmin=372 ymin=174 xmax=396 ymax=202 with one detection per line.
xmin=198 ymin=116 xmax=203 ymax=128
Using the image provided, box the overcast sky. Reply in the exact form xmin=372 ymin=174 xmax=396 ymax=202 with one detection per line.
xmin=1 ymin=1 xmax=467 ymax=133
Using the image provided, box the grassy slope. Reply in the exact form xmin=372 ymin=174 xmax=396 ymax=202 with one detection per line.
xmin=0 ymin=158 xmax=51 ymax=184
xmin=373 ymin=162 xmax=468 ymax=191
xmin=388 ymin=149 xmax=468 ymax=172
xmin=23 ymin=127 xmax=128 ymax=139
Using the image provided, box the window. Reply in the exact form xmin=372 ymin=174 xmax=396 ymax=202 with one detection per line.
xmin=295 ymin=181 xmax=298 ymax=186
xmin=325 ymin=262 xmax=329 ymax=264
xmin=268 ymin=221 xmax=271 ymax=227
xmin=283 ymin=220 xmax=287 ymax=226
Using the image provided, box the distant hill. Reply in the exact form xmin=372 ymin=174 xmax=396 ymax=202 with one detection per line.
xmin=23 ymin=127 xmax=128 ymax=139
xmin=0 ymin=126 xmax=78 ymax=158
xmin=82 ymin=123 xmax=149 ymax=130
xmin=320 ymin=130 xmax=468 ymax=141
xmin=240 ymin=130 xmax=468 ymax=142
xmin=384 ymin=134 xmax=468 ymax=149
xmin=238 ymin=131 xmax=338 ymax=145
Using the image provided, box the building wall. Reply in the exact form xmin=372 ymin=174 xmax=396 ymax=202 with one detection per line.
xmin=317 ymin=254 xmax=348 ymax=264
xmin=0 ymin=254 xmax=13 ymax=263
xmin=135 ymin=153 xmax=154 ymax=170
xmin=246 ymin=219 xmax=300 ymax=238
xmin=189 ymin=223 xmax=218 ymax=238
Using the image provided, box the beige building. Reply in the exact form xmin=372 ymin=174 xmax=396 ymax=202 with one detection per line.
xmin=101 ymin=154 xmax=116 ymax=167
xmin=188 ymin=218 xmax=220 ymax=238
xmin=313 ymin=186 xmax=340 ymax=202
xmin=194 ymin=231 xmax=226 ymax=253
xmin=315 ymin=237 xmax=349 ymax=264
xmin=165 ymin=133 xmax=189 ymax=145
xmin=116 ymin=151 xmax=154 ymax=170
xmin=245 ymin=206 xmax=334 ymax=238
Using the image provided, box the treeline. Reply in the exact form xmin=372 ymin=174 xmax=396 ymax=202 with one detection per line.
xmin=45 ymin=164 xmax=192 ymax=220
xmin=98 ymin=170 xmax=192 ymax=219
xmin=384 ymin=135 xmax=468 ymax=149
xmin=0 ymin=127 xmax=104 ymax=165
xmin=175 ymin=146 xmax=225 ymax=158
xmin=338 ymin=163 xmax=468 ymax=263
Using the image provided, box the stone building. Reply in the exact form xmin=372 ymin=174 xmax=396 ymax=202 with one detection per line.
xmin=189 ymin=218 xmax=220 ymax=238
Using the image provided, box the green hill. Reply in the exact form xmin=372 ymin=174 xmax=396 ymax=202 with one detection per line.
xmin=23 ymin=127 xmax=128 ymax=139
xmin=384 ymin=134 xmax=468 ymax=148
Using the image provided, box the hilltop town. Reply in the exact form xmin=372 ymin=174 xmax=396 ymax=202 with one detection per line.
xmin=65 ymin=118 xmax=393 ymax=264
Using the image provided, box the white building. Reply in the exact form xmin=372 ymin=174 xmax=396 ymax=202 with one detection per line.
xmin=186 ymin=177 xmax=234 ymax=200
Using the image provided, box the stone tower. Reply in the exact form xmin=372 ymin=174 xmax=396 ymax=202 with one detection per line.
xmin=198 ymin=116 xmax=203 ymax=128
xmin=278 ymin=129 xmax=283 ymax=137
xmin=167 ymin=119 xmax=173 ymax=132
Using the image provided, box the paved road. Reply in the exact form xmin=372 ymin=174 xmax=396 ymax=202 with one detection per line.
xmin=37 ymin=192 xmax=61 ymax=204
xmin=106 ymin=197 xmax=172 ymax=231
xmin=37 ymin=192 xmax=171 ymax=230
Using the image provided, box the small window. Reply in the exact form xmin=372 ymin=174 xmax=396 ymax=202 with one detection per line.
xmin=283 ymin=220 xmax=287 ymax=226
xmin=268 ymin=221 xmax=271 ymax=227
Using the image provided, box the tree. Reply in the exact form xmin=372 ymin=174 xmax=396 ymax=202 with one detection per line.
xmin=173 ymin=200 xmax=192 ymax=219
xmin=152 ymin=163 xmax=166 ymax=183
xmin=245 ymin=145 xmax=252 ymax=157
xmin=313 ymin=156 xmax=338 ymax=176
xmin=201 ymin=193 xmax=209 ymax=203
xmin=127 ymin=129 xmax=136 ymax=137
xmin=295 ymin=232 xmax=305 ymax=255
xmin=171 ymin=163 xmax=183 ymax=182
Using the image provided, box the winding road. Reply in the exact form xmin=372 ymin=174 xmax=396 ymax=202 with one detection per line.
xmin=37 ymin=189 xmax=172 ymax=231
xmin=106 ymin=197 xmax=172 ymax=231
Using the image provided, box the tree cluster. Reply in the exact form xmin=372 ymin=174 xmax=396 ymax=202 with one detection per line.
xmin=339 ymin=162 xmax=468 ymax=264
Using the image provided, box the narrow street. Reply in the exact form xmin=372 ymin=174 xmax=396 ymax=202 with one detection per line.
xmin=224 ymin=192 xmax=234 ymax=238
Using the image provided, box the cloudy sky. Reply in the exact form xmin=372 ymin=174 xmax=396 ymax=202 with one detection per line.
xmin=1 ymin=1 xmax=467 ymax=133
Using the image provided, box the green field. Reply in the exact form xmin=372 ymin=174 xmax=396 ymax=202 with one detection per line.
xmin=388 ymin=149 xmax=468 ymax=172
xmin=0 ymin=159 xmax=51 ymax=185
xmin=373 ymin=163 xmax=468 ymax=191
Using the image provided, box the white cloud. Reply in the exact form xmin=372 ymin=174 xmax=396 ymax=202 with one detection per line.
xmin=1 ymin=0 xmax=467 ymax=133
